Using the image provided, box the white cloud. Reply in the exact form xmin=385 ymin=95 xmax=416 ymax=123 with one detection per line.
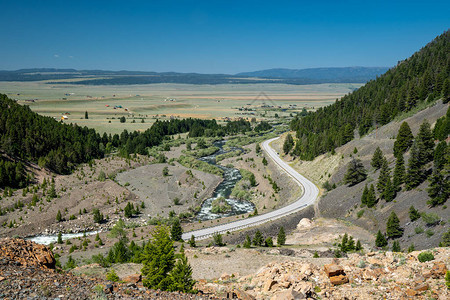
xmin=54 ymin=54 xmax=59 ymax=58
xmin=68 ymin=55 xmax=74 ymax=59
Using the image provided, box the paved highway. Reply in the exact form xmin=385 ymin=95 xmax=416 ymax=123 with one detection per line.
xmin=181 ymin=137 xmax=319 ymax=241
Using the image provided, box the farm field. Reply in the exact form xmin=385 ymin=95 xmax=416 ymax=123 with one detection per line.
xmin=1 ymin=81 xmax=362 ymax=134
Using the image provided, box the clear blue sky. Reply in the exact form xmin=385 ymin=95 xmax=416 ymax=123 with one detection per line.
xmin=0 ymin=0 xmax=448 ymax=74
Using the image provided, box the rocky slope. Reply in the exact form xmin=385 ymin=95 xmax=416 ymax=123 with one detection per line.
xmin=0 ymin=238 xmax=213 ymax=299
xmin=197 ymin=247 xmax=449 ymax=299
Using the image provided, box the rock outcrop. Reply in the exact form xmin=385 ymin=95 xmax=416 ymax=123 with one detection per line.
xmin=0 ymin=238 xmax=55 ymax=269
xmin=195 ymin=248 xmax=450 ymax=299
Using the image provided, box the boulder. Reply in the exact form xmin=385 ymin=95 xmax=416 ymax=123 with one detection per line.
xmin=297 ymin=218 xmax=313 ymax=229
xmin=324 ymin=264 xmax=345 ymax=277
xmin=264 ymin=279 xmax=278 ymax=292
xmin=123 ymin=274 xmax=141 ymax=284
xmin=270 ymin=288 xmax=305 ymax=300
xmin=233 ymin=289 xmax=256 ymax=300
xmin=329 ymin=274 xmax=349 ymax=286
xmin=431 ymin=262 xmax=447 ymax=278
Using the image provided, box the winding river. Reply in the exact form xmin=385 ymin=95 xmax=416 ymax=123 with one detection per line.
xmin=195 ymin=141 xmax=255 ymax=220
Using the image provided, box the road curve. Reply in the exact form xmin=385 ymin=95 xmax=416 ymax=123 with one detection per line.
xmin=181 ymin=137 xmax=319 ymax=241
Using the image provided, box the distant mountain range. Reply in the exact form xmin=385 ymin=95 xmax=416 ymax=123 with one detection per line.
xmin=0 ymin=67 xmax=389 ymax=85
xmin=236 ymin=67 xmax=389 ymax=81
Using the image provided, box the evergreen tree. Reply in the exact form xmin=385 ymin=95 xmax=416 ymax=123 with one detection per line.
xmin=283 ymin=133 xmax=294 ymax=154
xmin=85 ymin=111 xmax=89 ymax=119
xmin=392 ymin=240 xmax=401 ymax=252
xmin=264 ymin=237 xmax=274 ymax=247
xmin=393 ymin=153 xmax=405 ymax=191
xmin=347 ymin=236 xmax=355 ymax=252
xmin=371 ymin=147 xmax=384 ymax=169
xmin=168 ymin=251 xmax=196 ymax=293
xmin=366 ymin=184 xmax=377 ymax=208
xmin=386 ymin=211 xmax=403 ymax=239
xmin=416 ymin=120 xmax=435 ymax=164
xmin=355 ymin=240 xmax=362 ymax=251
xmin=93 ymin=208 xmax=104 ymax=223
xmin=375 ymin=230 xmax=387 ymax=247
xmin=383 ymin=177 xmax=396 ymax=202
xmin=377 ymin=158 xmax=390 ymax=195
xmin=361 ymin=184 xmax=368 ymax=206
xmin=56 ymin=210 xmax=62 ymax=222
xmin=243 ymin=235 xmax=252 ymax=248
xmin=344 ymin=159 xmax=367 ymax=186
xmin=277 ymin=227 xmax=286 ymax=246
xmin=405 ymin=141 xmax=423 ymax=190
xmin=340 ymin=233 xmax=349 ymax=252
xmin=433 ymin=141 xmax=448 ymax=170
xmin=409 ymin=206 xmax=420 ymax=222
xmin=171 ymin=218 xmax=183 ymax=242
xmin=57 ymin=232 xmax=63 ymax=244
xmin=188 ymin=235 xmax=196 ymax=248
xmin=141 ymin=226 xmax=175 ymax=290
xmin=253 ymin=230 xmax=263 ymax=247
xmin=262 ymin=157 xmax=268 ymax=166
xmin=427 ymin=168 xmax=449 ymax=206
xmin=393 ymin=122 xmax=414 ymax=157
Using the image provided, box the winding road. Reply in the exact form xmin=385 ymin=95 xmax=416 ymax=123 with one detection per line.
xmin=181 ymin=137 xmax=319 ymax=241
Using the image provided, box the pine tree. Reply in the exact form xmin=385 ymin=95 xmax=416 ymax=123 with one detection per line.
xmin=433 ymin=141 xmax=448 ymax=170
xmin=377 ymin=158 xmax=390 ymax=195
xmin=393 ymin=153 xmax=405 ymax=191
xmin=366 ymin=184 xmax=377 ymax=208
xmin=355 ymin=240 xmax=362 ymax=251
xmin=57 ymin=232 xmax=63 ymax=244
xmin=141 ymin=226 xmax=175 ymax=290
xmin=253 ymin=230 xmax=263 ymax=247
xmin=416 ymin=120 xmax=434 ymax=164
xmin=243 ymin=235 xmax=252 ymax=248
xmin=409 ymin=206 xmax=420 ymax=221
xmin=393 ymin=122 xmax=414 ymax=157
xmin=188 ymin=235 xmax=196 ymax=248
xmin=375 ymin=230 xmax=387 ymax=247
xmin=340 ymin=233 xmax=349 ymax=252
xmin=383 ymin=177 xmax=396 ymax=202
xmin=347 ymin=236 xmax=355 ymax=252
xmin=56 ymin=210 xmax=62 ymax=222
xmin=392 ymin=241 xmax=401 ymax=252
xmin=371 ymin=147 xmax=384 ymax=169
xmin=277 ymin=227 xmax=286 ymax=246
xmin=262 ymin=157 xmax=268 ymax=166
xmin=405 ymin=141 xmax=423 ymax=190
xmin=386 ymin=211 xmax=403 ymax=239
xmin=427 ymin=168 xmax=449 ymax=206
xmin=344 ymin=159 xmax=367 ymax=186
xmin=168 ymin=251 xmax=196 ymax=293
xmin=283 ymin=134 xmax=294 ymax=154
xmin=361 ymin=184 xmax=369 ymax=206
xmin=171 ymin=218 xmax=183 ymax=242
xmin=85 ymin=111 xmax=89 ymax=119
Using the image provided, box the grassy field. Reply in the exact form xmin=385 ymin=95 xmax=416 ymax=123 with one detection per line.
xmin=1 ymin=81 xmax=362 ymax=134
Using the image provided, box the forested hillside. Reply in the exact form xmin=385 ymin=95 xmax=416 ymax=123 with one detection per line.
xmin=0 ymin=94 xmax=257 ymax=188
xmin=290 ymin=30 xmax=450 ymax=160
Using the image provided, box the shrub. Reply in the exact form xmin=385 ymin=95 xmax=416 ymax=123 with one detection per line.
xmin=415 ymin=227 xmax=424 ymax=234
xmin=417 ymin=251 xmax=434 ymax=262
xmin=213 ymin=233 xmax=224 ymax=246
xmin=421 ymin=212 xmax=440 ymax=226
xmin=106 ymin=268 xmax=120 ymax=282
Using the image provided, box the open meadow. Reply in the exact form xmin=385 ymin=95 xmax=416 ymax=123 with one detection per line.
xmin=1 ymin=81 xmax=361 ymax=134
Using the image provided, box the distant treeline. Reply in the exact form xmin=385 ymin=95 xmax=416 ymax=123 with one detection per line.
xmin=290 ymin=30 xmax=450 ymax=160
xmin=0 ymin=93 xmax=258 ymax=188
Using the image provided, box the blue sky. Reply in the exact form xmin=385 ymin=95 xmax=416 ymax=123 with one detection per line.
xmin=0 ymin=0 xmax=448 ymax=73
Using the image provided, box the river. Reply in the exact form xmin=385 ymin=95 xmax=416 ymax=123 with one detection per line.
xmin=195 ymin=140 xmax=255 ymax=220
